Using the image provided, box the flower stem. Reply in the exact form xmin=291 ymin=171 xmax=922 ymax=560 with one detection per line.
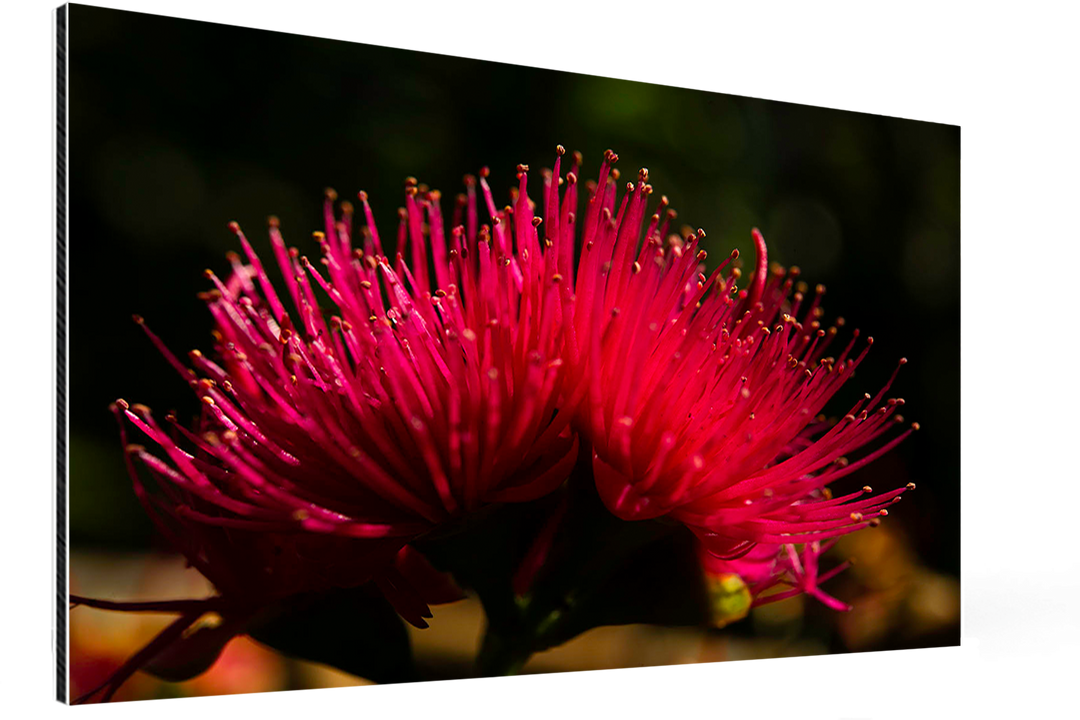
xmin=476 ymin=630 xmax=532 ymax=677
xmin=472 ymin=451 xmax=680 ymax=674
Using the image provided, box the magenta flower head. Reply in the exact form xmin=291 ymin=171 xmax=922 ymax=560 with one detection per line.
xmin=113 ymin=167 xmax=579 ymax=587
xmin=74 ymin=165 xmax=580 ymax=702
xmin=565 ymin=149 xmax=918 ymax=572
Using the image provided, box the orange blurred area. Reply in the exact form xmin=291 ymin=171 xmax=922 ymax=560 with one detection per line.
xmin=832 ymin=524 xmax=961 ymax=650
xmin=70 ymin=553 xmax=372 ymax=703
xmin=410 ymin=597 xmax=837 ymax=676
xmin=72 ymin=550 xmax=819 ymax=701
xmin=72 ymin=526 xmax=958 ymax=703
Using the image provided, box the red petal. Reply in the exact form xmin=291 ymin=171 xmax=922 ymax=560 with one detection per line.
xmin=393 ymin=546 xmax=464 ymax=606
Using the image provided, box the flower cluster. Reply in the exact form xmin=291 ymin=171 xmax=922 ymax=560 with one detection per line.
xmin=74 ymin=158 xmax=583 ymax=703
xmin=112 ymin=165 xmax=580 ymax=599
xmin=75 ymin=146 xmax=918 ymax=701
xmin=562 ymin=148 xmax=917 ymax=576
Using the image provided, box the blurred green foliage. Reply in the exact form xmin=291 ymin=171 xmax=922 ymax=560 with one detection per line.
xmin=68 ymin=2 xmax=958 ymax=602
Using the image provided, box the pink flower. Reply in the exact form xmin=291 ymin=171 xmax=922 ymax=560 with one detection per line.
xmin=564 ymin=149 xmax=918 ymax=563
xmin=75 ymin=165 xmax=580 ymax=701
xmin=117 ymin=167 xmax=578 ymax=582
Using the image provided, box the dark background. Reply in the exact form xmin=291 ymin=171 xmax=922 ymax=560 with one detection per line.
xmin=68 ymin=3 xmax=959 ymax=647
